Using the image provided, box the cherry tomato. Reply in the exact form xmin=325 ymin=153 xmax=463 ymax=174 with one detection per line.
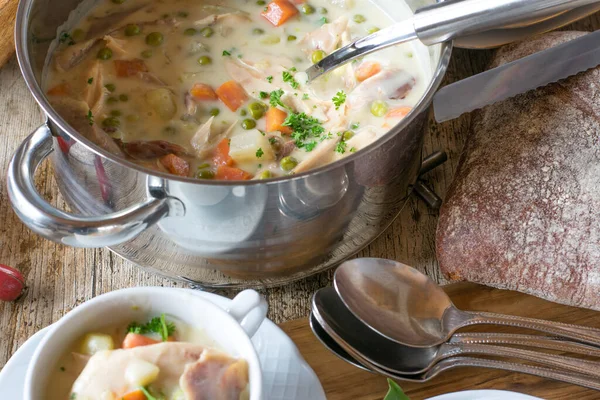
xmin=0 ymin=264 xmax=26 ymax=301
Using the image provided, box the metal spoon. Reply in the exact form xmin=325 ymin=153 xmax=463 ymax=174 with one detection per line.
xmin=334 ymin=258 xmax=600 ymax=348
xmin=305 ymin=0 xmax=600 ymax=81
xmin=313 ymin=287 xmax=600 ymax=377
xmin=312 ymin=289 xmax=600 ymax=389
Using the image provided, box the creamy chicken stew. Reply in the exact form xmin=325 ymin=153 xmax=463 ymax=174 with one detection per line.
xmin=46 ymin=0 xmax=426 ymax=180
xmin=46 ymin=314 xmax=249 ymax=400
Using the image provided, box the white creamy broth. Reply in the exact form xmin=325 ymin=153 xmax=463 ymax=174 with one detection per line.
xmin=46 ymin=0 xmax=427 ymax=180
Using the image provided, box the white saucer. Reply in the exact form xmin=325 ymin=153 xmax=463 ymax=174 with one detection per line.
xmin=428 ymin=390 xmax=543 ymax=400
xmin=0 ymin=290 xmax=326 ymax=400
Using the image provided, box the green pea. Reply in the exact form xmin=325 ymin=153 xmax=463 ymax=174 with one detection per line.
xmin=287 ymin=35 xmax=297 ymax=41
xmin=367 ymin=27 xmax=380 ymax=34
xmin=124 ymin=24 xmax=141 ymax=36
xmin=342 ymin=130 xmax=354 ymax=141
xmin=104 ymin=83 xmax=116 ymax=92
xmin=184 ymin=28 xmax=197 ymax=36
xmin=209 ymin=108 xmax=220 ymax=117
xmin=353 ymin=14 xmax=366 ymax=23
xmin=248 ymin=102 xmax=266 ymax=119
xmin=102 ymin=117 xmax=120 ymax=128
xmin=253 ymin=28 xmax=265 ymax=35
xmin=241 ymin=119 xmax=256 ymax=130
xmin=164 ymin=126 xmax=177 ymax=135
xmin=110 ymin=110 xmax=122 ymax=117
xmin=318 ymin=7 xmax=328 ymax=14
xmin=177 ymin=11 xmax=189 ymax=17
xmin=240 ymin=109 xmax=247 ymax=116
xmin=141 ymin=49 xmax=153 ymax=58
xmin=146 ymin=32 xmax=164 ymax=46
xmin=96 ymin=47 xmax=113 ymax=60
xmin=256 ymin=0 xmax=266 ymax=5
xmin=119 ymin=94 xmax=129 ymax=102
xmin=280 ymin=156 xmax=298 ymax=171
xmin=126 ymin=114 xmax=139 ymax=122
xmin=301 ymin=4 xmax=315 ymax=14
xmin=197 ymin=163 xmax=211 ymax=169
xmin=370 ymin=100 xmax=388 ymax=117
xmin=111 ymin=0 xmax=126 ymax=4
xmin=258 ymin=170 xmax=272 ymax=179
xmin=197 ymin=55 xmax=212 ymax=65
xmin=200 ymin=27 xmax=214 ymax=37
xmin=71 ymin=29 xmax=85 ymax=42
xmin=197 ymin=170 xmax=215 ymax=179
xmin=311 ymin=50 xmax=326 ymax=64
xmin=106 ymin=97 xmax=119 ymax=105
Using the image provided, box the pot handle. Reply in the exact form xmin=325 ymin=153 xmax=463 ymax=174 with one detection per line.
xmin=7 ymin=124 xmax=184 ymax=248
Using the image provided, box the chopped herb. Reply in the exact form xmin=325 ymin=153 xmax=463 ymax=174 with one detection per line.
xmin=335 ymin=140 xmax=347 ymax=154
xmin=87 ymin=77 xmax=93 ymax=85
xmin=222 ymin=50 xmax=231 ymax=56
xmin=383 ymin=379 xmax=410 ymax=400
xmin=266 ymin=75 xmax=273 ymax=83
xmin=304 ymin=141 xmax=317 ymax=152
xmin=319 ymin=132 xmax=333 ymax=141
xmin=259 ymin=91 xmax=268 ymax=99
xmin=332 ymin=90 xmax=346 ymax=110
xmin=256 ymin=148 xmax=264 ymax=158
xmin=302 ymin=93 xmax=309 ymax=100
xmin=283 ymin=112 xmax=325 ymax=150
xmin=237 ymin=54 xmax=243 ymax=59
xmin=70 ymin=394 xmax=77 ymax=400
xmin=86 ymin=110 xmax=94 ymax=126
xmin=351 ymin=122 xmax=360 ymax=130
xmin=139 ymin=386 xmax=159 ymax=400
xmin=349 ymin=147 xmax=357 ymax=153
xmin=258 ymin=163 xmax=262 ymax=168
xmin=282 ymin=71 xmax=299 ymax=89
xmin=319 ymin=17 xmax=328 ymax=25
xmin=269 ymin=89 xmax=286 ymax=109
xmin=59 ymin=32 xmax=75 ymax=46
xmin=127 ymin=313 xmax=176 ymax=341
xmin=259 ymin=130 xmax=266 ymax=136
xmin=289 ymin=67 xmax=297 ymax=72
xmin=268 ymin=137 xmax=277 ymax=145
xmin=60 ymin=366 xmax=66 ymax=372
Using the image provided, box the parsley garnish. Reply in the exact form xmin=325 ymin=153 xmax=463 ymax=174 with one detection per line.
xmin=289 ymin=67 xmax=297 ymax=72
xmin=332 ymin=90 xmax=346 ymax=110
xmin=87 ymin=77 xmax=93 ymax=85
xmin=302 ymin=93 xmax=309 ymax=100
xmin=282 ymin=71 xmax=299 ymax=89
xmin=335 ymin=140 xmax=347 ymax=154
xmin=269 ymin=89 xmax=287 ymax=109
xmin=259 ymin=91 xmax=269 ymax=99
xmin=350 ymin=122 xmax=360 ymax=130
xmin=268 ymin=137 xmax=277 ymax=145
xmin=283 ymin=112 xmax=324 ymax=151
xmin=349 ymin=147 xmax=357 ymax=153
xmin=304 ymin=141 xmax=317 ymax=151
xmin=59 ymin=32 xmax=75 ymax=46
xmin=266 ymin=75 xmax=273 ymax=83
xmin=86 ymin=110 xmax=94 ymax=126
xmin=320 ymin=132 xmax=333 ymax=141
xmin=256 ymin=148 xmax=264 ymax=158
xmin=139 ymin=387 xmax=159 ymax=400
xmin=222 ymin=50 xmax=231 ymax=56
xmin=127 ymin=313 xmax=176 ymax=342
xmin=319 ymin=17 xmax=328 ymax=25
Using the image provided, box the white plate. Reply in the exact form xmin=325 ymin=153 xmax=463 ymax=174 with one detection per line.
xmin=428 ymin=390 xmax=543 ymax=400
xmin=0 ymin=290 xmax=326 ymax=400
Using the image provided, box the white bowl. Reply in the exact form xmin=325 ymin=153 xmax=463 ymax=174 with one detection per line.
xmin=23 ymin=287 xmax=268 ymax=400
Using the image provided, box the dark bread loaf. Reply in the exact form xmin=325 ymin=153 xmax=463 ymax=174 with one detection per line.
xmin=436 ymin=31 xmax=600 ymax=310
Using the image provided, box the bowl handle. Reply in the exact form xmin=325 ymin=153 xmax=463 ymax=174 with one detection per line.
xmin=7 ymin=124 xmax=185 ymax=248
xmin=227 ymin=290 xmax=269 ymax=338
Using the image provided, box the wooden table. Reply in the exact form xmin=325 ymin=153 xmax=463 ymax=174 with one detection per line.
xmin=1 ymin=14 xmax=599 ymax=395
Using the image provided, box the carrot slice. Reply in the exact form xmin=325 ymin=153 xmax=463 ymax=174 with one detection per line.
xmin=213 ymin=138 xmax=234 ymax=166
xmin=121 ymin=390 xmax=147 ymax=400
xmin=386 ymin=106 xmax=412 ymax=119
xmin=47 ymin=83 xmax=70 ymax=96
xmin=355 ymin=61 xmax=382 ymax=82
xmin=265 ymin=107 xmax=292 ymax=134
xmin=216 ymin=165 xmax=252 ymax=181
xmin=114 ymin=59 xmax=149 ymax=78
xmin=261 ymin=0 xmax=299 ymax=27
xmin=216 ymin=80 xmax=248 ymax=111
xmin=159 ymin=154 xmax=190 ymax=177
xmin=122 ymin=333 xmax=160 ymax=349
xmin=190 ymin=83 xmax=218 ymax=101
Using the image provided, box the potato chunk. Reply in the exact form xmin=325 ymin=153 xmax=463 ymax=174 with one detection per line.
xmin=80 ymin=333 xmax=115 ymax=356
xmin=229 ymin=130 xmax=275 ymax=164
xmin=125 ymin=358 xmax=160 ymax=387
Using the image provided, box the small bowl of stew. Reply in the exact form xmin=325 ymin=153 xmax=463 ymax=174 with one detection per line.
xmin=24 ymin=287 xmax=267 ymax=400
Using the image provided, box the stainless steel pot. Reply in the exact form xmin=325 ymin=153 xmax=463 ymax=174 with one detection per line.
xmin=8 ymin=0 xmax=451 ymax=288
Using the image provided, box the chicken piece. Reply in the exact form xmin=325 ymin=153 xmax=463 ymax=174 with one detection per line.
xmin=224 ymin=59 xmax=277 ymax=96
xmin=180 ymin=350 xmax=249 ymax=400
xmin=49 ymin=97 xmax=123 ymax=156
xmin=118 ymin=140 xmax=189 ymax=160
xmin=299 ymin=16 xmax=348 ymax=54
xmin=54 ymin=39 xmax=103 ymax=72
xmin=190 ymin=116 xmax=215 ymax=153
xmin=193 ymin=6 xmax=250 ymax=26
xmin=85 ymin=4 xmax=150 ymax=38
xmin=82 ymin=61 xmax=106 ymax=114
xmin=71 ymin=342 xmax=206 ymax=398
xmin=103 ymin=35 xmax=129 ymax=57
xmin=348 ymin=69 xmax=415 ymax=109
xmin=293 ymin=137 xmax=338 ymax=173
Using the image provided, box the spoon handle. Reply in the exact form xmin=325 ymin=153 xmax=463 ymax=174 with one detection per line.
xmin=451 ymin=333 xmax=600 ymax=357
xmin=444 ymin=342 xmax=600 ymax=379
xmin=462 ymin=311 xmax=600 ymax=347
xmin=428 ymin=356 xmax=600 ymax=390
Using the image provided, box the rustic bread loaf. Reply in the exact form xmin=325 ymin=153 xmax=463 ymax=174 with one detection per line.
xmin=436 ymin=31 xmax=600 ymax=310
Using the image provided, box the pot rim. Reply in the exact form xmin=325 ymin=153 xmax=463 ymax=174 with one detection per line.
xmin=15 ymin=1 xmax=452 ymax=187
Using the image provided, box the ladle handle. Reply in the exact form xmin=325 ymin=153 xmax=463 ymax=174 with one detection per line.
xmin=445 ymin=342 xmax=600 ymax=379
xmin=463 ymin=311 xmax=600 ymax=347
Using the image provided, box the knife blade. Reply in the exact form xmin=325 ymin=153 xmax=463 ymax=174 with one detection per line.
xmin=433 ymin=29 xmax=600 ymax=123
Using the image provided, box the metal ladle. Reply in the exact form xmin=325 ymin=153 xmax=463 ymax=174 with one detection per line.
xmin=334 ymin=258 xmax=600 ymax=348
xmin=305 ymin=0 xmax=600 ymax=81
